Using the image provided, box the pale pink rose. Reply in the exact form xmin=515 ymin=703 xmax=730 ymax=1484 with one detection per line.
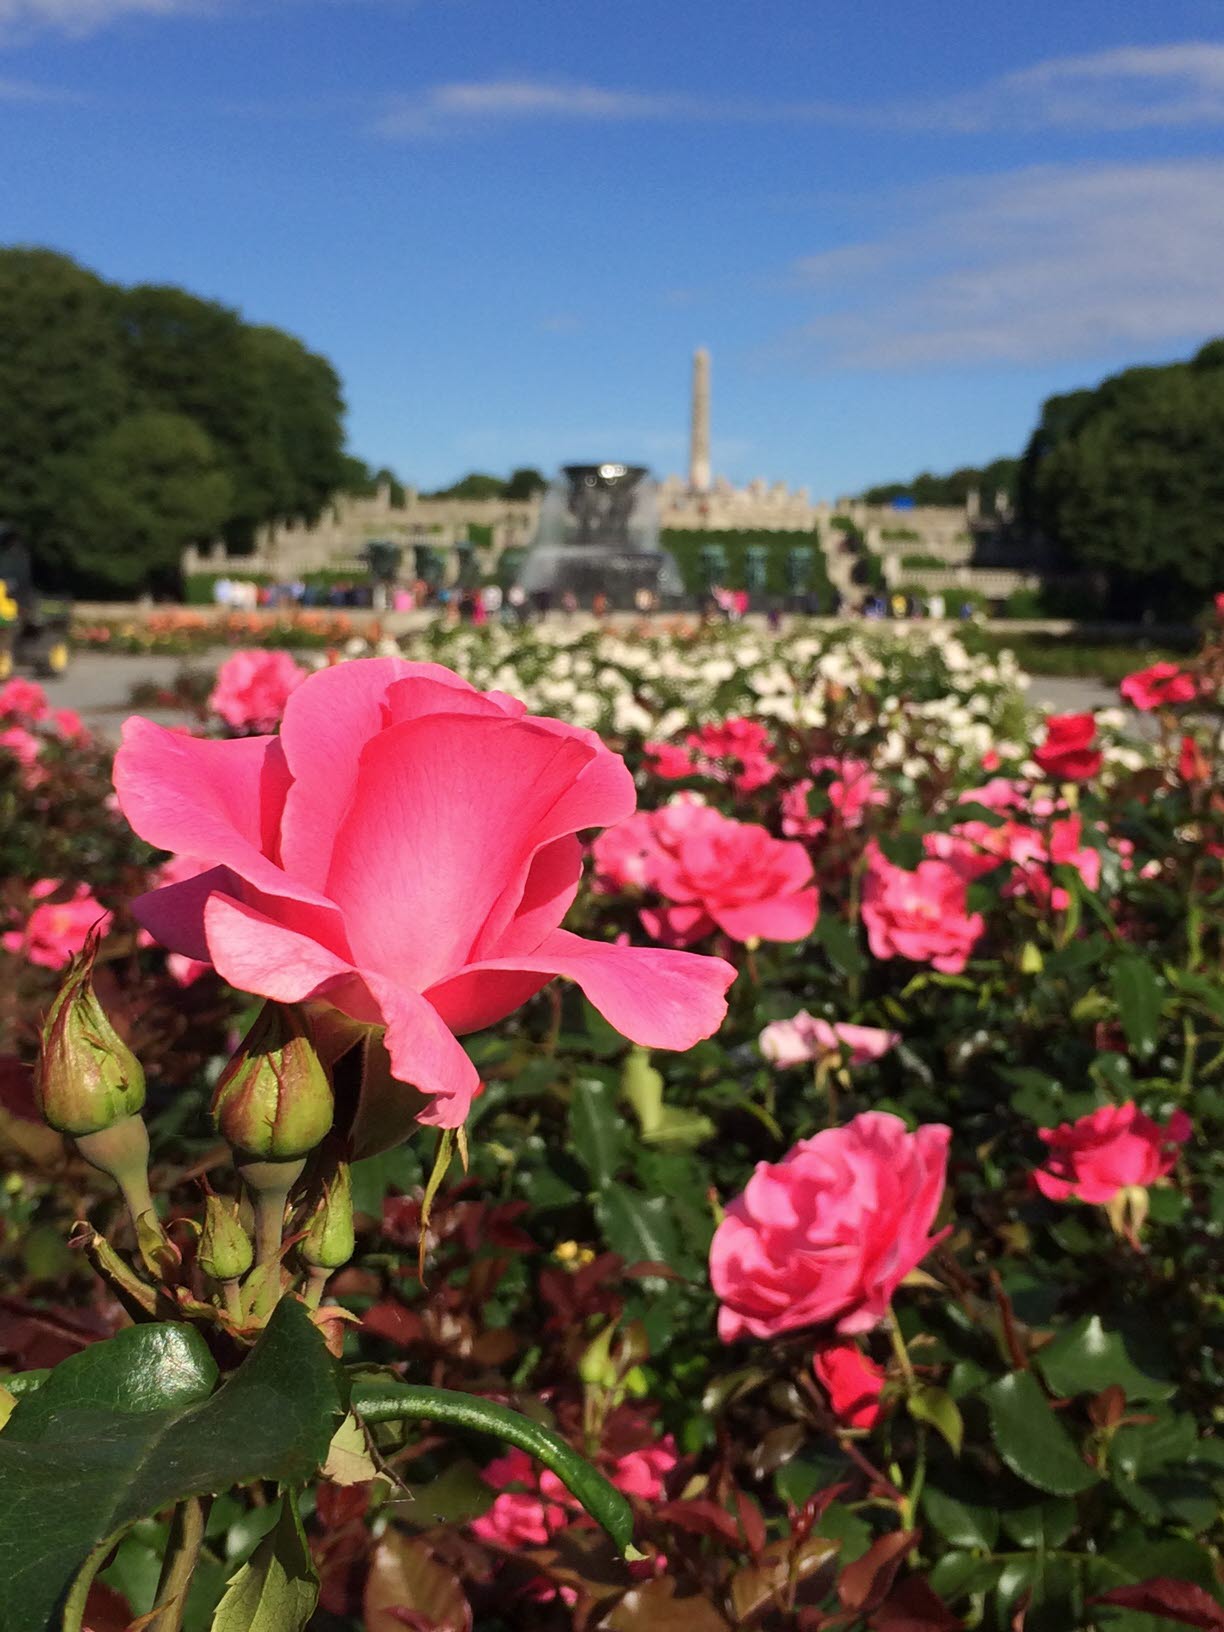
xmin=780 ymin=779 xmax=826 ymax=840
xmin=115 ymin=659 xmax=734 ymax=1131
xmin=207 ymin=649 xmax=308 ymax=731
xmin=2 ymin=880 xmax=111 ymax=969
xmin=0 ymin=677 xmax=48 ymax=723
xmin=861 ymin=844 xmax=984 ymax=974
xmin=1003 ymin=815 xmax=1101 ymax=910
xmin=1119 ymin=662 xmax=1197 ymax=712
xmin=813 ymin=1342 xmax=887 ymax=1429
xmin=957 ymin=777 xmax=1028 ymax=812
xmin=711 ymin=1111 xmax=950 ymax=1339
xmin=759 ymin=1011 xmax=898 ymax=1068
xmin=1034 ymin=1103 xmax=1191 ymax=1204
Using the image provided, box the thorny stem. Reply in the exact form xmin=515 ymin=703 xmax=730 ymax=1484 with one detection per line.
xmin=886 ymin=1308 xmax=916 ymax=1393
xmin=149 ymin=1496 xmax=210 ymax=1632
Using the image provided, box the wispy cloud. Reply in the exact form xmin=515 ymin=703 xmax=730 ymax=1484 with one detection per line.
xmin=373 ymin=78 xmax=708 ymax=137
xmin=374 ymin=41 xmax=1224 ymax=139
xmin=790 ymin=159 xmax=1224 ymax=369
xmin=0 ymin=0 xmax=204 ymax=41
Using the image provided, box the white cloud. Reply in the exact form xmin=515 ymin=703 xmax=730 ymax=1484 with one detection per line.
xmin=792 ymin=159 xmax=1224 ymax=369
xmin=375 ymin=41 xmax=1224 ymax=139
xmin=0 ymin=0 xmax=202 ymax=40
xmin=374 ymin=77 xmax=703 ymax=137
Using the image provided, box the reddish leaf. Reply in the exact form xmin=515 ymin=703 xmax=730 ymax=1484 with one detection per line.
xmin=364 ymin=1532 xmax=472 ymax=1632
xmin=837 ymin=1531 xmax=917 ymax=1616
xmin=870 ymin=1576 xmax=965 ymax=1631
xmin=601 ymin=1577 xmax=732 ymax=1630
xmin=0 ymin=1296 xmax=114 ymax=1371
xmin=655 ymin=1498 xmax=744 ymax=1546
xmin=363 ymin=1300 xmax=423 ymax=1348
xmin=316 ymin=1481 xmax=372 ymax=1530
xmin=735 ymin=1489 xmax=767 ymax=1559
xmin=1091 ymin=1579 xmax=1224 ymax=1629
xmin=731 ymin=1534 xmax=840 ymax=1625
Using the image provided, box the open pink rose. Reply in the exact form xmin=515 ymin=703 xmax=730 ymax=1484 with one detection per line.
xmin=810 ymin=756 xmax=886 ymax=828
xmin=861 ymin=844 xmax=983 ymax=974
xmin=207 ymin=649 xmax=308 ymax=731
xmin=2 ymin=880 xmax=111 ymax=969
xmin=0 ymin=677 xmax=48 ymax=723
xmin=1119 ymin=662 xmax=1197 ymax=712
xmin=813 ymin=1341 xmax=887 ymax=1430
xmin=1034 ymin=1103 xmax=1191 ymax=1204
xmin=759 ymin=1011 xmax=898 ymax=1069
xmin=710 ymin=1110 xmax=950 ymax=1340
xmin=115 ymin=659 xmax=735 ymax=1129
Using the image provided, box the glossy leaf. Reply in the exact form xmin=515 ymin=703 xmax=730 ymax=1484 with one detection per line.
xmin=983 ymin=1370 xmax=1098 ymax=1496
xmin=0 ymin=1297 xmax=343 ymax=1632
xmin=921 ymin=1485 xmax=999 ymax=1551
xmin=596 ymin=1180 xmax=680 ymax=1269
xmin=210 ymin=1493 xmax=318 ymax=1632
xmin=570 ymin=1074 xmax=628 ymax=1187
xmin=1037 ymin=1316 xmax=1174 ymax=1403
xmin=1111 ymin=956 xmax=1163 ymax=1058
xmin=908 ymin=1385 xmax=963 ymax=1456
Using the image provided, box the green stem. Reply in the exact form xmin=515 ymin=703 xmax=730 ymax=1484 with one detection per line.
xmin=149 ymin=1496 xmax=210 ymax=1632
xmin=303 ymin=1265 xmax=331 ymax=1309
xmin=351 ymin=1381 xmax=633 ymax=1554
xmin=887 ymin=1309 xmax=916 ymax=1393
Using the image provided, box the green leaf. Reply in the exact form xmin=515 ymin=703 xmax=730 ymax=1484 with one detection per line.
xmin=0 ymin=1297 xmax=344 ymax=1632
xmin=210 ymin=1492 xmax=318 ymax=1632
xmin=350 ymin=1381 xmax=633 ymax=1555
xmin=1000 ymin=1497 xmax=1077 ymax=1549
xmin=921 ymin=1485 xmax=998 ymax=1550
xmin=596 ymin=1180 xmax=680 ymax=1269
xmin=816 ymin=914 xmax=867 ymax=978
xmin=1110 ymin=956 xmax=1163 ymax=1058
xmin=907 ymin=1385 xmax=963 ymax=1455
xmin=570 ymin=1074 xmax=628 ymax=1187
xmin=1037 ymin=1316 xmax=1174 ymax=1403
xmin=983 ymin=1370 xmax=1098 ymax=1496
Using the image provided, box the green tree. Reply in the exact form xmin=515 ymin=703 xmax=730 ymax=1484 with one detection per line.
xmin=504 ymin=466 xmax=547 ymax=499
xmin=1022 ymin=342 xmax=1224 ymax=615
xmin=55 ymin=411 xmax=233 ymax=594
xmin=0 ymin=249 xmax=132 ymax=557
xmin=427 ymin=472 xmax=506 ymax=500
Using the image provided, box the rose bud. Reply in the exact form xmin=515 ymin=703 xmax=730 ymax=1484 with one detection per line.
xmin=198 ymin=1191 xmax=254 ymax=1286
xmin=212 ymin=1002 xmax=334 ymax=1162
xmin=301 ymin=1162 xmax=355 ymax=1273
xmin=37 ymin=935 xmax=145 ymax=1138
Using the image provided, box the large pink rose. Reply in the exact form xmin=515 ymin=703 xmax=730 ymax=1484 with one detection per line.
xmin=709 ymin=1111 xmax=950 ymax=1340
xmin=208 ymin=649 xmax=308 ymax=731
xmin=1034 ymin=1103 xmax=1191 ymax=1204
xmin=114 ymin=659 xmax=735 ymax=1130
xmin=861 ymin=843 xmax=983 ymax=974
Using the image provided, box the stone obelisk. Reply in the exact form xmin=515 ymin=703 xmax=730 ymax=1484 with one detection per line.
xmin=689 ymin=346 xmax=711 ymax=494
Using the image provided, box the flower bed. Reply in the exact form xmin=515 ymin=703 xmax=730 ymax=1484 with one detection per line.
xmin=1 ymin=628 xmax=1222 ymax=1632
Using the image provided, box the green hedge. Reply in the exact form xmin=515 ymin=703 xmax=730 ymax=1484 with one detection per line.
xmin=660 ymin=530 xmax=834 ymax=600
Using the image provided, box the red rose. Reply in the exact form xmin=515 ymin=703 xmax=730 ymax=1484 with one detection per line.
xmin=1033 ymin=713 xmax=1102 ymax=781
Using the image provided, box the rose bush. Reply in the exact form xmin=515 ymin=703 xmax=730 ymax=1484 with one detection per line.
xmin=3 ymin=619 xmax=1224 ymax=1632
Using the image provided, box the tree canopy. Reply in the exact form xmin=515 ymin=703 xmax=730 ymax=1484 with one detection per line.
xmin=1018 ymin=341 xmax=1224 ymax=615
xmin=0 ymin=248 xmax=354 ymax=594
xmin=426 ymin=468 xmax=547 ymax=501
xmin=859 ymin=459 xmax=1019 ymax=509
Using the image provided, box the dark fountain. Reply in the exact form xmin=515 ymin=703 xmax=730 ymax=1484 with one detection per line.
xmin=518 ymin=464 xmax=683 ymax=606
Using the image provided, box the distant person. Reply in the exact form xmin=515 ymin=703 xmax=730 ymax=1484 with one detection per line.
xmin=483 ymin=581 xmax=502 ymax=616
xmin=591 ymin=590 xmax=608 ymax=620
xmin=890 ymin=592 xmax=907 ymax=620
xmin=508 ymin=584 xmax=528 ymax=625
xmin=562 ymin=589 xmax=579 ymax=617
xmin=634 ymin=586 xmax=652 ymax=615
xmin=213 ymin=576 xmax=233 ymax=606
xmin=928 ymin=591 xmax=946 ymax=621
xmin=734 ymin=588 xmax=750 ymax=620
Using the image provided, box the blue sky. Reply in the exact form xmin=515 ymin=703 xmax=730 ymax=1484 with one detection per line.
xmin=2 ymin=0 xmax=1223 ymax=496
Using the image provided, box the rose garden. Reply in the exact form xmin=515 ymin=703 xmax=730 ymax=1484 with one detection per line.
xmin=0 ymin=617 xmax=1222 ymax=1632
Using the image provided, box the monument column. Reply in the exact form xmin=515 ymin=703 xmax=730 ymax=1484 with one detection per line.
xmin=689 ymin=347 xmax=711 ymax=495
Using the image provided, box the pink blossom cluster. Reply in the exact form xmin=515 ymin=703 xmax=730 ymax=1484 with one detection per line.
xmin=0 ymin=677 xmax=89 ymax=789
xmin=780 ymin=755 xmax=886 ymax=841
xmin=926 ymin=810 xmax=1101 ymax=911
xmin=470 ymin=1437 xmax=676 ymax=1550
xmin=207 ymin=649 xmax=308 ymax=732
xmin=2 ymin=880 xmax=111 ymax=970
xmin=645 ymin=716 xmax=777 ymax=793
xmin=759 ymin=1011 xmax=898 ymax=1069
xmin=591 ymin=794 xmax=818 ymax=948
xmin=860 ymin=843 xmax=984 ymax=974
xmin=1034 ymin=1103 xmax=1191 ymax=1204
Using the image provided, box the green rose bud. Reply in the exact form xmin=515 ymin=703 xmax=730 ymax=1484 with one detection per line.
xmin=37 ymin=934 xmax=145 ymax=1138
xmin=301 ymin=1163 xmax=355 ymax=1272
xmin=212 ymin=1003 xmax=334 ymax=1161
xmin=198 ymin=1192 xmax=254 ymax=1284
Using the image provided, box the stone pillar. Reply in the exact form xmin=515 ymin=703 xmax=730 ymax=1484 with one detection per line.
xmin=689 ymin=347 xmax=711 ymax=495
